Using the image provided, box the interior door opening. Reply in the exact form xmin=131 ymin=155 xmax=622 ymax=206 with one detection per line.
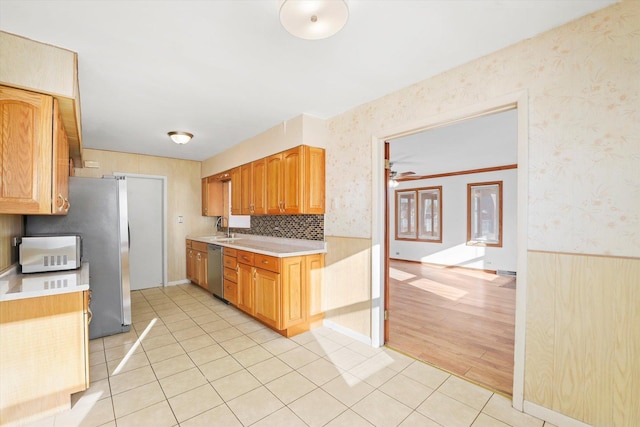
xmin=383 ymin=108 xmax=518 ymax=396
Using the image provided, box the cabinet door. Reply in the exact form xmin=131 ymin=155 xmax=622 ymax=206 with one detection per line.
xmin=240 ymin=163 xmax=251 ymax=215
xmin=281 ymin=257 xmax=305 ymax=328
xmin=0 ymin=86 xmax=53 ymax=214
xmin=266 ymin=153 xmax=283 ymax=214
xmin=230 ymin=167 xmax=242 ymax=215
xmin=254 ymin=268 xmax=281 ymax=329
xmin=206 ymin=177 xmax=223 ymax=216
xmin=187 ymin=249 xmax=194 ymax=281
xmin=237 ymin=263 xmax=254 ymax=315
xmin=304 ymin=146 xmax=325 ymax=214
xmin=201 ymin=251 xmax=208 ymax=290
xmin=282 ymin=147 xmax=302 ymax=213
xmin=52 ymin=99 xmax=70 ymax=215
xmin=201 ymin=178 xmax=208 ymax=216
xmin=251 ymin=158 xmax=267 ymax=214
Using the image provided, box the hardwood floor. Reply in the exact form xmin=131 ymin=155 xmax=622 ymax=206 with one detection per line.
xmin=386 ymin=259 xmax=516 ymax=396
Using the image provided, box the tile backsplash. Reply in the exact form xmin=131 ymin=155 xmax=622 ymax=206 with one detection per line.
xmin=225 ymin=215 xmax=324 ymax=241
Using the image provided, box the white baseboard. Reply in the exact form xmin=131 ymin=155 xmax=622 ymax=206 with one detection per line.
xmin=322 ymin=319 xmax=372 ymax=346
xmin=167 ymin=279 xmax=190 ymax=287
xmin=523 ymin=401 xmax=592 ymax=427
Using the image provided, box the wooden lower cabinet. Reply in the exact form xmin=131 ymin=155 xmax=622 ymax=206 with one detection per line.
xmin=254 ymin=268 xmax=281 ymax=329
xmin=0 ymin=291 xmax=89 ymax=425
xmin=223 ymin=248 xmax=238 ymax=304
xmin=236 ymin=250 xmax=324 ymax=337
xmin=237 ymin=262 xmax=254 ymax=314
xmin=186 ymin=240 xmax=208 ymax=290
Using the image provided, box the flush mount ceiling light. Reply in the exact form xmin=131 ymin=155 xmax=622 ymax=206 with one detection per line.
xmin=168 ymin=131 xmax=193 ymax=144
xmin=279 ymin=0 xmax=349 ymax=40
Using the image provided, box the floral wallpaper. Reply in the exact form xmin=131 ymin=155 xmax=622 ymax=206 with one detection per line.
xmin=325 ymin=0 xmax=639 ymax=259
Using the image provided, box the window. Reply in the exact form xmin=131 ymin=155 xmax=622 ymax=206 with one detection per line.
xmin=396 ymin=191 xmax=416 ymax=239
xmin=396 ymin=187 xmax=442 ymax=242
xmin=418 ymin=188 xmax=441 ymax=241
xmin=467 ymin=181 xmax=502 ymax=247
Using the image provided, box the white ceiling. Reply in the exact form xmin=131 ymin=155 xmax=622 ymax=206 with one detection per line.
xmin=390 ymin=109 xmax=517 ymax=177
xmin=0 ymin=0 xmax=616 ymax=162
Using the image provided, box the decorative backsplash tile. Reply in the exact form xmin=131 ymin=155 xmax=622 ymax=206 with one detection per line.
xmin=226 ymin=215 xmax=324 ymax=241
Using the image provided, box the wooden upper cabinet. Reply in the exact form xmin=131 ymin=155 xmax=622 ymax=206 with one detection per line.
xmin=202 ymin=176 xmax=223 ymax=217
xmin=304 ymin=146 xmax=325 ymax=214
xmin=229 ymin=145 xmax=325 ymax=216
xmin=282 ymin=147 xmax=302 ymax=213
xmin=266 ymin=153 xmax=284 ymax=214
xmin=251 ymin=159 xmax=267 ymax=215
xmin=230 ymin=166 xmax=242 ymax=215
xmin=0 ymin=85 xmax=71 ymax=215
xmin=267 ymin=145 xmax=325 ymax=215
xmin=240 ymin=163 xmax=251 ymax=215
xmin=201 ymin=178 xmax=208 ymax=216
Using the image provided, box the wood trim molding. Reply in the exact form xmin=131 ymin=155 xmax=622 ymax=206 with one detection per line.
xmin=397 ymin=164 xmax=517 ymax=182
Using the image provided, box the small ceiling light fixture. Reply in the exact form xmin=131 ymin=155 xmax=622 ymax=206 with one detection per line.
xmin=279 ymin=0 xmax=349 ymax=40
xmin=168 ymin=131 xmax=193 ymax=144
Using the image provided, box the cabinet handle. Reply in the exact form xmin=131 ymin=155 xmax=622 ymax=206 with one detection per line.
xmin=63 ymin=198 xmax=70 ymax=212
xmin=262 ymin=260 xmax=269 ymax=265
xmin=253 ymin=270 xmax=256 ymax=279
xmin=236 ymin=265 xmax=239 ymax=273
xmin=87 ymin=306 xmax=93 ymax=325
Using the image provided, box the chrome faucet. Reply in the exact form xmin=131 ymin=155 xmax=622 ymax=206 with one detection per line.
xmin=215 ymin=216 xmax=230 ymax=238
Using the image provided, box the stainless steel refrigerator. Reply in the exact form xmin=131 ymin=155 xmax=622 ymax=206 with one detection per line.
xmin=25 ymin=176 xmax=132 ymax=339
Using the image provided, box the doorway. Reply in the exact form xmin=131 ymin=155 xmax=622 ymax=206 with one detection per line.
xmin=385 ymin=109 xmax=518 ymax=395
xmin=371 ymin=93 xmax=529 ymax=408
xmin=116 ymin=173 xmax=167 ymax=290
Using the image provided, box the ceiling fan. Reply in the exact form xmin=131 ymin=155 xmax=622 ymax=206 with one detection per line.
xmin=389 ymin=162 xmax=416 ymax=179
xmin=388 ymin=162 xmax=416 ymax=187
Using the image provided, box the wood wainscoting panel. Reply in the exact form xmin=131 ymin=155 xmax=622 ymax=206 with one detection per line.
xmin=323 ymin=236 xmax=372 ymax=338
xmin=525 ymin=251 xmax=640 ymax=427
xmin=524 ymin=251 xmax=555 ymax=405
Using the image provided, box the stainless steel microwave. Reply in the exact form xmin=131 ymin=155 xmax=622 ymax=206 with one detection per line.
xmin=19 ymin=235 xmax=81 ymax=273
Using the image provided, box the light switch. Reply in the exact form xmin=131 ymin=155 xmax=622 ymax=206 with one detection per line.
xmin=178 ymin=216 xmax=183 ymax=224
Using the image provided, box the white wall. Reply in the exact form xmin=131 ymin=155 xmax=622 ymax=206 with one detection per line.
xmin=390 ymin=168 xmax=518 ymax=272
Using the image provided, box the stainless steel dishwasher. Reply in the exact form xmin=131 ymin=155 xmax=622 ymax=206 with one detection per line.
xmin=207 ymin=244 xmax=225 ymax=302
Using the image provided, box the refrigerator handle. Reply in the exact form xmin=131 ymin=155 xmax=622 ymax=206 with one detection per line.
xmin=128 ymin=224 xmax=131 ymax=250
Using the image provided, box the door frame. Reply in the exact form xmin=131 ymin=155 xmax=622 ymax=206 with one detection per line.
xmin=115 ymin=172 xmax=168 ymax=288
xmin=370 ymin=90 xmax=529 ymax=410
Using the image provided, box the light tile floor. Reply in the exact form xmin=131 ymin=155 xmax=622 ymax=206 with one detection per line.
xmin=27 ymin=284 xmax=557 ymax=427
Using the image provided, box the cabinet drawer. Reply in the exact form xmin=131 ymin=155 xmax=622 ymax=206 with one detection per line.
xmin=223 ymin=267 xmax=237 ymax=282
xmin=223 ymin=255 xmax=237 ymax=269
xmin=224 ymin=247 xmax=237 ymax=257
xmin=191 ymin=241 xmax=208 ymax=252
xmin=224 ymin=280 xmax=237 ymax=305
xmin=237 ymin=250 xmax=255 ymax=265
xmin=254 ymin=254 xmax=280 ymax=273
xmin=186 ymin=239 xmax=192 ymax=248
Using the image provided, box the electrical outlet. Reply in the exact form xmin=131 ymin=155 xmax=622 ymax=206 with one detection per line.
xmin=177 ymin=216 xmax=183 ymax=224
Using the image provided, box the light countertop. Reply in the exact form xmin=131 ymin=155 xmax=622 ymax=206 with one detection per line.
xmin=187 ymin=234 xmax=326 ymax=257
xmin=0 ymin=262 xmax=90 ymax=302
